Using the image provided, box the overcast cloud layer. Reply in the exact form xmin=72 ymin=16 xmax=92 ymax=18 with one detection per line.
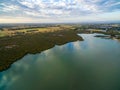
xmin=0 ymin=0 xmax=120 ymax=23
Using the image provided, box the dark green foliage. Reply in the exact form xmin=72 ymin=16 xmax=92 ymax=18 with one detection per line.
xmin=0 ymin=30 xmax=83 ymax=71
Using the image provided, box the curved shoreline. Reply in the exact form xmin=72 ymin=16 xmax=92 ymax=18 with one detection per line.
xmin=0 ymin=30 xmax=83 ymax=72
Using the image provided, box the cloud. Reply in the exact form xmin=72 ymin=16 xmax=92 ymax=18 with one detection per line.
xmin=1 ymin=4 xmax=20 ymax=12
xmin=0 ymin=0 xmax=120 ymax=23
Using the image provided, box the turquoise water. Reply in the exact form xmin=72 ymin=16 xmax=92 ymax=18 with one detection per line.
xmin=0 ymin=34 xmax=120 ymax=90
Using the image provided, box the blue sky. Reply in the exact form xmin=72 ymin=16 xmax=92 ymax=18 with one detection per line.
xmin=0 ymin=0 xmax=120 ymax=23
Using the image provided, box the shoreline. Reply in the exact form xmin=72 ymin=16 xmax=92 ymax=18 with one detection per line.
xmin=0 ymin=24 xmax=120 ymax=72
xmin=0 ymin=30 xmax=83 ymax=72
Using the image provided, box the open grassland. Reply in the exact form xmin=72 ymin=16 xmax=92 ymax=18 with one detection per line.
xmin=0 ymin=25 xmax=75 ymax=37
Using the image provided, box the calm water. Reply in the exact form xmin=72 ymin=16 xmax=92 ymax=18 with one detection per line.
xmin=0 ymin=34 xmax=120 ymax=90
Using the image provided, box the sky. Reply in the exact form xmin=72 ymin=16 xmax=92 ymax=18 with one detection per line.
xmin=0 ymin=0 xmax=120 ymax=23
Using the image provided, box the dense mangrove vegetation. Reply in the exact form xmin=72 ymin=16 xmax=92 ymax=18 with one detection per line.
xmin=0 ymin=29 xmax=83 ymax=71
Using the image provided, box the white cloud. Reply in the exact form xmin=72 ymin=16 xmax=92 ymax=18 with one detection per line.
xmin=1 ymin=4 xmax=20 ymax=12
xmin=18 ymin=1 xmax=35 ymax=8
xmin=0 ymin=0 xmax=120 ymax=23
xmin=15 ymin=0 xmax=101 ymax=17
xmin=108 ymin=2 xmax=120 ymax=7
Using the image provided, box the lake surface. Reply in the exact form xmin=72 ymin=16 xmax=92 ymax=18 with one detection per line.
xmin=0 ymin=34 xmax=120 ymax=90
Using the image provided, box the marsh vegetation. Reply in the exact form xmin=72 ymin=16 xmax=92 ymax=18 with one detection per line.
xmin=0 ymin=25 xmax=83 ymax=71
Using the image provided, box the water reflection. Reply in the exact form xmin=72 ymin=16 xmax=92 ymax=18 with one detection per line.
xmin=0 ymin=34 xmax=120 ymax=90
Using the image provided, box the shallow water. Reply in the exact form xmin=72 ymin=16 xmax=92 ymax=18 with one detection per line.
xmin=0 ymin=34 xmax=120 ymax=90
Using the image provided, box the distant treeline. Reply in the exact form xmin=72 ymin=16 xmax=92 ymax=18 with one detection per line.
xmin=75 ymin=24 xmax=120 ymax=31
xmin=0 ymin=24 xmax=58 ymax=31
